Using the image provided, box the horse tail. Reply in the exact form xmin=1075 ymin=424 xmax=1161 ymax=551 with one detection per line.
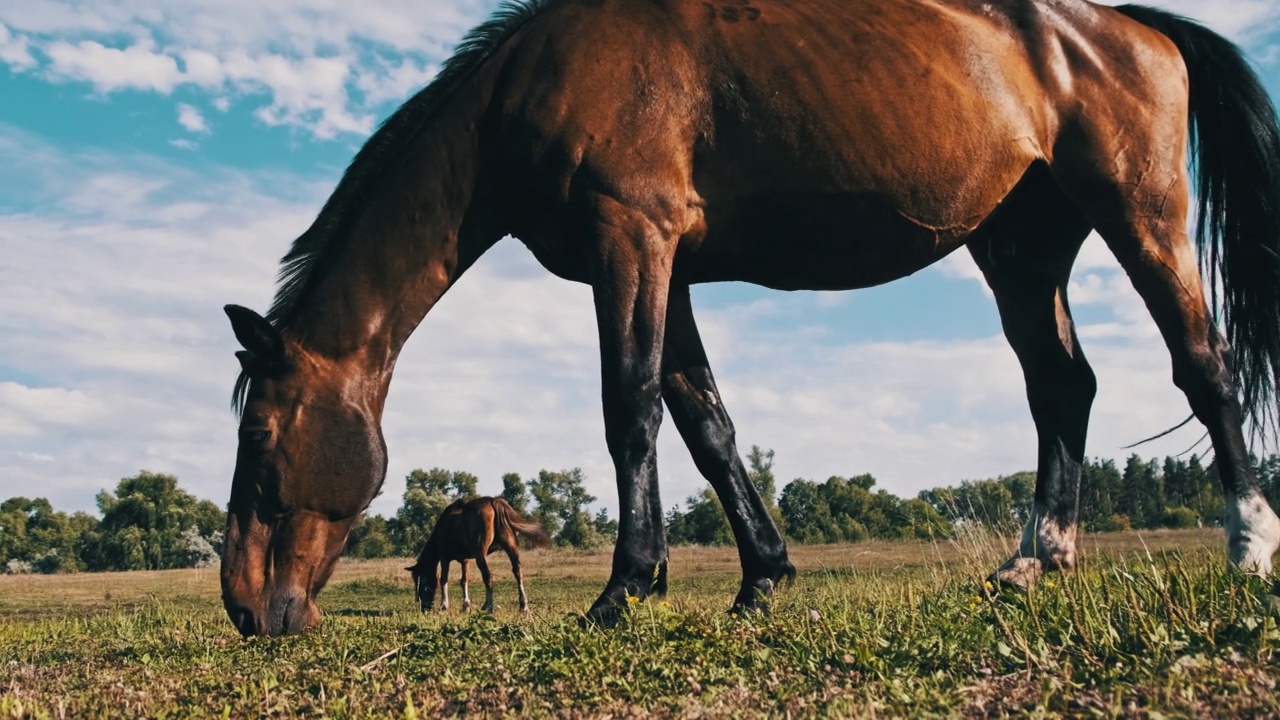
xmin=1115 ymin=5 xmax=1280 ymax=441
xmin=492 ymin=497 xmax=552 ymax=548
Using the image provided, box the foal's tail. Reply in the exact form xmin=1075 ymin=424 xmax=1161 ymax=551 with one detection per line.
xmin=1115 ymin=5 xmax=1280 ymax=442
xmin=493 ymin=498 xmax=552 ymax=548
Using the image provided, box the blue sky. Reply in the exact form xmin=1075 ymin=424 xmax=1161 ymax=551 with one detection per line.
xmin=2 ymin=0 xmax=1280 ymax=519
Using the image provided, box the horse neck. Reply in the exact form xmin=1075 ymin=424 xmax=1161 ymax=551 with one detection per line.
xmin=283 ymin=79 xmax=506 ymax=390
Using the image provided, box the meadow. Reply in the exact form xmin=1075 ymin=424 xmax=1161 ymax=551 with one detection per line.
xmin=4 ymin=528 xmax=1280 ymax=718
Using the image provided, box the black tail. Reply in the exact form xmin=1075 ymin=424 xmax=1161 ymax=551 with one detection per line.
xmin=1116 ymin=5 xmax=1280 ymax=443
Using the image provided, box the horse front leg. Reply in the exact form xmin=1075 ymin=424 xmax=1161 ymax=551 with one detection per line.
xmin=439 ymin=559 xmax=451 ymax=612
xmin=661 ymin=284 xmax=795 ymax=612
xmin=460 ymin=560 xmax=472 ymax=611
xmin=584 ymin=196 xmax=677 ymax=626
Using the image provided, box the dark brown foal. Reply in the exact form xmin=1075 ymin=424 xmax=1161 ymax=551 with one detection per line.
xmin=406 ymin=497 xmax=550 ymax=613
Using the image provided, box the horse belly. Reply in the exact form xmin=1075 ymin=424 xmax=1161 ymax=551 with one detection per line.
xmin=680 ymin=192 xmax=973 ymax=290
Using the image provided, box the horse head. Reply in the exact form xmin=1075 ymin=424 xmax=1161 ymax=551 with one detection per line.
xmin=221 ymin=305 xmax=388 ymax=636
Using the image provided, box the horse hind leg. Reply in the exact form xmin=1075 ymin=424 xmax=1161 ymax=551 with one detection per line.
xmin=1054 ymin=117 xmax=1280 ymax=573
xmin=504 ymin=545 xmax=529 ymax=612
xmin=969 ymin=164 xmax=1095 ymax=588
xmin=474 ymin=555 xmax=495 ymax=612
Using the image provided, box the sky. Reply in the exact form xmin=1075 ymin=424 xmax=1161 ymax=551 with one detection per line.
xmin=2 ymin=0 xmax=1280 ymax=521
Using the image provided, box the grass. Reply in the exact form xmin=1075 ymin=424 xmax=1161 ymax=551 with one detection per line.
xmin=3 ymin=528 xmax=1279 ymax=718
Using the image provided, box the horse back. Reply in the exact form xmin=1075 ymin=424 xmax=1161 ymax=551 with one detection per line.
xmin=491 ymin=0 xmax=1189 ymax=289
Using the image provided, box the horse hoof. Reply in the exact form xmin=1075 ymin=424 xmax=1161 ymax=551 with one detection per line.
xmin=730 ymin=575 xmax=779 ymax=616
xmin=989 ymin=557 xmax=1043 ymax=592
xmin=582 ymin=600 xmax=624 ymax=629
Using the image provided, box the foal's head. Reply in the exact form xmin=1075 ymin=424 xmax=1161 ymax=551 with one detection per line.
xmin=406 ymin=561 xmax=438 ymax=611
xmin=221 ymin=305 xmax=389 ymax=636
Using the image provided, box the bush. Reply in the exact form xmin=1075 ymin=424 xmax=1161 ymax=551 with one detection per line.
xmin=1091 ymin=514 xmax=1131 ymax=533
xmin=32 ymin=550 xmax=64 ymax=574
xmin=4 ymin=559 xmax=32 ymax=575
xmin=1162 ymin=506 xmax=1200 ymax=529
xmin=180 ymin=529 xmax=220 ymax=569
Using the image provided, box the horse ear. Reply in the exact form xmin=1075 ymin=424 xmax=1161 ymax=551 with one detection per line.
xmin=235 ymin=350 xmax=259 ymax=374
xmin=405 ymin=565 xmax=418 ymax=573
xmin=225 ymin=305 xmax=284 ymax=363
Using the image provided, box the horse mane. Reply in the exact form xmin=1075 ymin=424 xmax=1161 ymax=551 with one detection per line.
xmin=232 ymin=0 xmax=550 ymax=414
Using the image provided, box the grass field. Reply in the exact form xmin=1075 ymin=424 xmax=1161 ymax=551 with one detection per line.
xmin=4 ymin=528 xmax=1280 ymax=718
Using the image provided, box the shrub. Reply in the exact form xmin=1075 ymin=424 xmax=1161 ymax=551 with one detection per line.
xmin=1091 ymin=514 xmax=1131 ymax=533
xmin=1162 ymin=506 xmax=1201 ymax=529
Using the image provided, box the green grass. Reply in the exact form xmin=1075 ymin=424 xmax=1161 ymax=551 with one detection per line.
xmin=3 ymin=529 xmax=1280 ymax=717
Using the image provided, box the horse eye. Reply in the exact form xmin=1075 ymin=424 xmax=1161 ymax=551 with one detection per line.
xmin=241 ymin=429 xmax=271 ymax=444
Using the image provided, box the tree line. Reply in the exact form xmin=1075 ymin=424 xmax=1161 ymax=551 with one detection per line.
xmin=6 ymin=450 xmax=1280 ymax=573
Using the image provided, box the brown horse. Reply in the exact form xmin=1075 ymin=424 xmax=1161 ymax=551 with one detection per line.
xmin=405 ymin=497 xmax=550 ymax=613
xmin=220 ymin=0 xmax=1280 ymax=635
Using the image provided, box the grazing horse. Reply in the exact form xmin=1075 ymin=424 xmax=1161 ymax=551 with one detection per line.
xmin=220 ymin=0 xmax=1280 ymax=636
xmin=406 ymin=497 xmax=551 ymax=613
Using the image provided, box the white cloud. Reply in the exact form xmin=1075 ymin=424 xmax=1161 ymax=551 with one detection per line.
xmin=176 ymin=103 xmax=208 ymax=133
xmin=0 ymin=383 xmax=106 ymax=437
xmin=0 ymin=22 xmax=33 ymax=69
xmin=0 ymin=0 xmax=498 ymax=138
xmin=44 ymin=38 xmax=183 ymax=93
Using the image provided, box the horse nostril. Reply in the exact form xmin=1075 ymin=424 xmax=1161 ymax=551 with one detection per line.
xmin=228 ymin=606 xmax=256 ymax=637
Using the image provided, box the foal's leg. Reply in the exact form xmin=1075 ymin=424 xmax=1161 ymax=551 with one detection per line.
xmin=585 ymin=196 xmax=678 ymax=624
xmin=662 ymin=284 xmax=795 ymax=611
xmin=475 ymin=555 xmax=496 ymax=612
xmin=460 ymin=560 xmax=472 ymax=611
xmin=505 ymin=545 xmax=530 ymax=612
xmin=439 ymin=560 xmax=451 ymax=612
xmin=967 ymin=168 xmax=1095 ymax=588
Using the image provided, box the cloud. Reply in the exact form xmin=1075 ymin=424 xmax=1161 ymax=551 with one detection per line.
xmin=176 ymin=103 xmax=208 ymax=133
xmin=0 ymin=1 xmax=498 ymax=138
xmin=44 ymin=37 xmax=183 ymax=93
xmin=0 ymin=22 xmax=34 ymax=69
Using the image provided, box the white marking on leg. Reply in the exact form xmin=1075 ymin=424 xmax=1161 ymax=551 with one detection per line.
xmin=993 ymin=505 xmax=1077 ymax=588
xmin=1226 ymin=491 xmax=1280 ymax=574
xmin=518 ymin=581 xmax=528 ymax=612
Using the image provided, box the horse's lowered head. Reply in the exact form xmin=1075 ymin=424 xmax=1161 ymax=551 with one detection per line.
xmin=221 ymin=304 xmax=389 ymax=637
xmin=405 ymin=553 xmax=439 ymax=612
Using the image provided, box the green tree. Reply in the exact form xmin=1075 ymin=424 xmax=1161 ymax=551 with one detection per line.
xmin=501 ymin=472 xmax=530 ymax=513
xmin=91 ymin=472 xmax=223 ymax=571
xmin=0 ymin=497 xmax=99 ymax=573
xmin=592 ymin=508 xmax=619 ymax=541
xmin=1121 ymin=454 xmax=1162 ymax=528
xmin=1079 ymin=458 xmax=1121 ymax=529
xmin=666 ymin=488 xmax=733 ymax=546
xmin=389 ymin=468 xmax=478 ymax=555
xmin=346 ymin=514 xmax=395 ymax=558
xmin=780 ymin=479 xmax=834 ymax=544
xmin=529 ymin=468 xmax=601 ymax=548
